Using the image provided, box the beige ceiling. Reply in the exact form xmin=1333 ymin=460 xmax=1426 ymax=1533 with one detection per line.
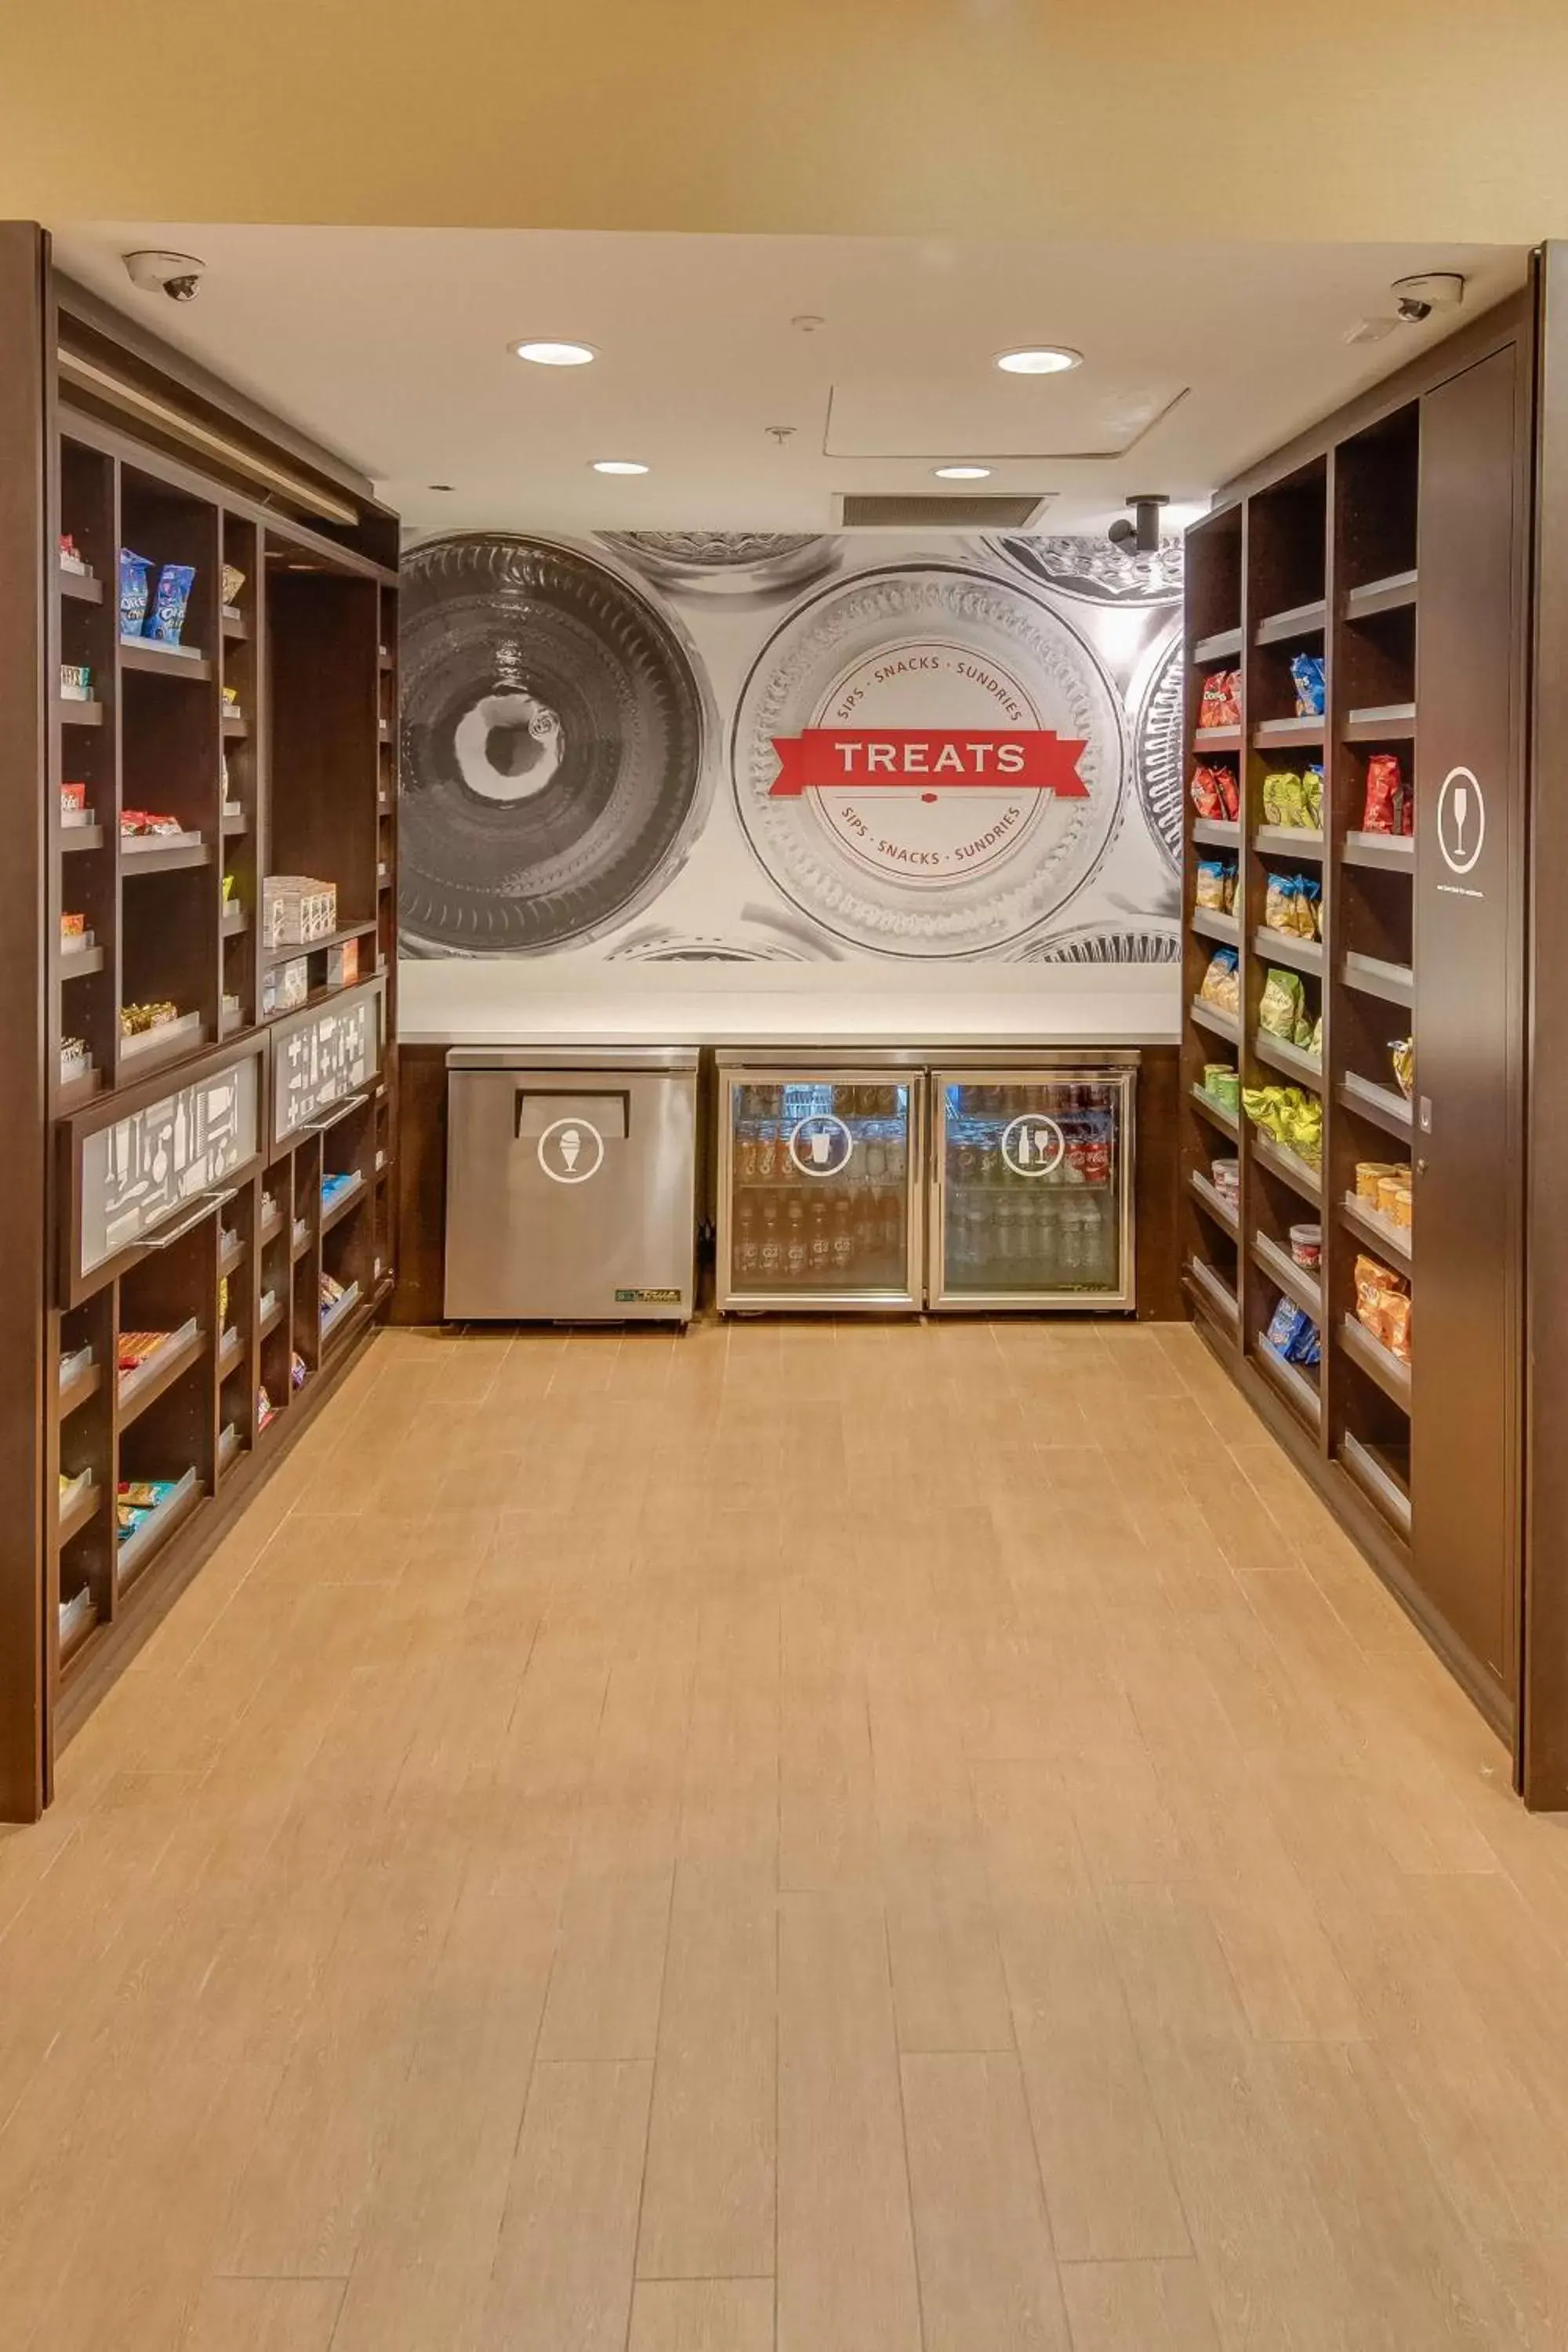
xmin=47 ymin=226 xmax=1526 ymax=534
xmin=5 ymin=3 xmax=1568 ymax=245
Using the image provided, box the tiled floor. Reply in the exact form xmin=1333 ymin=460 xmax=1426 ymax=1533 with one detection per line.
xmin=5 ymin=1317 xmax=1568 ymax=2350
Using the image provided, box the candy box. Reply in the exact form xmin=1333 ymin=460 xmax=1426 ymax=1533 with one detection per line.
xmin=59 ymin=662 xmax=91 ymax=700
xmin=261 ymin=875 xmax=337 ymax=947
xmin=60 ymin=782 xmax=88 ymax=826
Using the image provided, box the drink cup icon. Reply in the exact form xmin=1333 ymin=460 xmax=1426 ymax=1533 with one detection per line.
xmin=561 ymin=1127 xmax=581 ymax=1172
xmin=809 ymin=1128 xmax=833 ymax=1167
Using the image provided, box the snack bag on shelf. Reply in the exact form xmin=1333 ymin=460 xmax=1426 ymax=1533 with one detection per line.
xmin=1199 ymin=670 xmax=1242 ymax=729
xmin=1265 ymin=1297 xmax=1306 ymax=1356
xmin=1279 ymin=1089 xmax=1323 ymax=1163
xmin=1290 ymin=652 xmax=1327 ymax=717
xmin=1216 ymin=764 xmax=1240 ymax=819
xmin=118 ymin=548 xmax=153 ymax=636
xmin=1262 ymin=771 xmax=1298 ymax=827
xmin=1204 ymin=1065 xmax=1242 ymax=1114
xmin=1190 ymin=767 xmax=1225 ymax=819
xmin=1200 ymin=946 xmax=1240 ymax=1015
xmin=1362 ymin=753 xmax=1404 ymax=834
xmin=1302 ymin=1012 xmax=1323 ymax=1059
xmin=1355 ymin=1254 xmax=1412 ymax=1363
xmin=1259 ymin=967 xmax=1305 ymax=1041
xmin=1301 ymin=765 xmax=1324 ymax=829
xmin=221 ymin=563 xmax=246 ymax=607
xmin=1195 ymin=859 xmax=1234 ymax=912
xmin=1389 ymin=1038 xmax=1414 ymax=1098
xmin=148 ymin=563 xmax=197 ymax=646
xmin=1264 ymin=873 xmax=1293 ymax=931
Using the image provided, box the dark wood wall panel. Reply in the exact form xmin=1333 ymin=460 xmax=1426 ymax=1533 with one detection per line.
xmin=1412 ymin=344 xmax=1528 ymax=1708
xmin=0 ymin=225 xmax=49 ymax=1819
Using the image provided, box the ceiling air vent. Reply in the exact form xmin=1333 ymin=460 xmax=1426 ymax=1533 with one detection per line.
xmin=837 ymin=490 xmax=1054 ymax=530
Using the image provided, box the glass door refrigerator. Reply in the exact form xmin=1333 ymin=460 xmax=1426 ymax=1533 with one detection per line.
xmin=927 ymin=1056 xmax=1137 ymax=1311
xmin=716 ymin=1052 xmax=925 ymax=1312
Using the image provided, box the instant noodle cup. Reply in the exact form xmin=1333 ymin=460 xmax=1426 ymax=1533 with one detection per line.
xmin=1289 ymin=1222 xmax=1323 ymax=1269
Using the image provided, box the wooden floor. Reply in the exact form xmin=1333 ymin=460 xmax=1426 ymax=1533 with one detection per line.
xmin=5 ymin=1319 xmax=1568 ymax=2350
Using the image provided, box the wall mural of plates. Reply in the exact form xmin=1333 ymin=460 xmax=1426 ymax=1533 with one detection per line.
xmin=398 ymin=534 xmax=709 ymax=956
xmin=730 ymin=565 xmax=1126 ymax=960
xmin=399 ymin=530 xmax=1181 ymax=971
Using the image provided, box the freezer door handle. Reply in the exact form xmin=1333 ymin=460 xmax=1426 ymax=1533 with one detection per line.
xmin=512 ymin=1088 xmax=631 ymax=1142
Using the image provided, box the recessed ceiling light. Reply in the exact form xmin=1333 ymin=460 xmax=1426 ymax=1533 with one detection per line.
xmin=514 ymin=339 xmax=596 ymax=366
xmin=996 ymin=347 xmax=1082 ymax=376
xmin=934 ymin=464 xmax=992 ymax=480
xmin=592 ymin=459 xmax=648 ymax=475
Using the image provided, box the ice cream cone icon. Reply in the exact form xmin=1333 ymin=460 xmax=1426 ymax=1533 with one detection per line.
xmin=561 ymin=1127 xmax=581 ymax=1171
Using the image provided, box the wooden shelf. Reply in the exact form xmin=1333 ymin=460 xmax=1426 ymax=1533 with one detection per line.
xmin=219 ymin=1230 xmax=246 ymax=1276
xmin=1253 ymin=1032 xmax=1323 ymax=1087
xmin=1342 ymin=951 xmax=1414 ymax=1008
xmin=60 ymin=944 xmax=104 ymax=979
xmin=221 ymin=604 xmax=248 ymax=639
xmin=217 ymin=1329 xmax=245 ymax=1380
xmin=1252 ymin=1133 xmax=1323 ymax=1207
xmin=1192 ymin=626 xmax=1242 ymax=662
xmin=1338 ymin=1073 xmax=1413 ymax=1141
xmin=1192 ymin=908 xmax=1238 ymax=946
xmin=60 ymin=825 xmax=104 ymax=855
xmin=223 ymin=908 xmax=249 ymax=936
xmin=1192 ymin=818 xmax=1240 ymax=849
xmin=1193 ymin=725 xmax=1241 ymax=753
xmin=58 ymin=1356 xmax=101 ymax=1419
xmin=1340 ymin=1192 xmax=1412 ymax=1271
xmin=1252 ymin=718 xmax=1324 ymax=749
xmin=117 ymin=1470 xmax=203 ymax=1594
xmin=119 ymin=637 xmax=212 ymax=681
xmin=1253 ymin=927 xmax=1323 ymax=977
xmin=1340 ymin=1433 xmax=1412 ymax=1538
xmin=59 ymin=566 xmax=102 ymax=604
xmin=118 ymin=1323 xmax=206 ymax=1428
xmin=260 ymin=917 xmax=377 ymax=970
xmin=1189 ymin=1084 xmax=1240 ymax=1142
xmin=1342 ymin=830 xmax=1414 ymax=873
xmin=1254 ymin=1334 xmax=1322 ymax=1431
xmin=1345 ymin=569 xmax=1417 ymax=621
xmin=1253 ymin=1229 xmax=1323 ymax=1322
xmin=222 ymin=713 xmax=249 ymax=739
xmin=1340 ymin=1314 xmax=1411 ymax=1410
xmin=1254 ymin=826 xmax=1325 ymax=861
xmin=320 ymin=1174 xmax=367 ymax=1236
xmin=118 ymin=1015 xmax=207 ymax=1079
xmin=57 ymin=1065 xmax=103 ymax=1113
xmin=1189 ymin=1171 xmax=1239 ymax=1236
xmin=221 ymin=808 xmax=248 ymax=836
xmin=56 ymin=1475 xmax=101 ymax=1549
xmin=1255 ymin=597 xmax=1327 ymax=644
xmin=122 ymin=837 xmax=212 ymax=877
xmin=58 ymin=699 xmax=103 ymax=727
xmin=1185 ymin=1255 xmax=1240 ymax=1334
xmin=1190 ymin=997 xmax=1240 ymax=1044
xmin=1345 ymin=702 xmax=1417 ymax=741
xmin=259 ymin=1295 xmax=285 ymax=1340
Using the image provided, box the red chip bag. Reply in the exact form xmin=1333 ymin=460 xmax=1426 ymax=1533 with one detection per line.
xmin=1363 ymin=753 xmax=1403 ymax=834
xmin=1199 ymin=670 xmax=1241 ymax=729
xmin=1401 ymin=779 xmax=1414 ymax=837
xmin=1190 ymin=766 xmax=1224 ymax=819
xmin=1216 ymin=764 xmax=1240 ymax=818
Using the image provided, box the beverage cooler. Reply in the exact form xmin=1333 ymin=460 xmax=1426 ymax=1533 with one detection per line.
xmin=715 ymin=1049 xmax=1135 ymax=1313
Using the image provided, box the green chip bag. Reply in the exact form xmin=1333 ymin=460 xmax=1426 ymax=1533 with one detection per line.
xmin=1259 ymin=967 xmax=1305 ymax=1040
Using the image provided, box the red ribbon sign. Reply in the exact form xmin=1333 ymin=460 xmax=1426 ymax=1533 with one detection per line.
xmin=769 ymin=728 xmax=1088 ymax=797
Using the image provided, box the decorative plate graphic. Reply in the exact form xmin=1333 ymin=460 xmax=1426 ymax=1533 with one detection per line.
xmin=597 ymin=532 xmax=840 ymax=600
xmin=986 ymin=535 xmax=1185 ymax=605
xmin=1007 ymin=921 xmax=1181 ymax=964
xmin=606 ymin=906 xmax=844 ymax=963
xmin=1131 ymin=626 xmax=1185 ymax=873
xmin=398 ymin=535 xmax=709 ymax=956
xmin=731 ymin=565 xmax=1125 ymax=960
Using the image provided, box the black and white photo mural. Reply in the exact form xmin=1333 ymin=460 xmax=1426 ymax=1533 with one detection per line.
xmin=397 ymin=528 xmax=1183 ymax=974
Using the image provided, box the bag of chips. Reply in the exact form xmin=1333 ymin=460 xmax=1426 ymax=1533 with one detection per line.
xmin=1264 ymin=872 xmax=1294 ymax=931
xmin=1363 ymin=753 xmax=1403 ymax=834
xmin=1355 ymin=1254 xmax=1412 ymax=1364
xmin=1389 ymin=1038 xmax=1414 ymax=1098
xmin=1199 ymin=670 xmax=1241 ymax=729
xmin=1200 ymin=946 xmax=1240 ymax=1014
xmin=1262 ymin=771 xmax=1295 ymax=827
xmin=1195 ymin=859 xmax=1232 ymax=911
xmin=1190 ymin=765 xmax=1225 ymax=819
xmin=1290 ymin=652 xmax=1327 ymax=717
xmin=1259 ymin=967 xmax=1305 ymax=1040
xmin=1301 ymin=765 xmax=1323 ymax=829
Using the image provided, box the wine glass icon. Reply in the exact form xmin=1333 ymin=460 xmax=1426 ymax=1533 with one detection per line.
xmin=1450 ymin=781 xmax=1468 ymax=861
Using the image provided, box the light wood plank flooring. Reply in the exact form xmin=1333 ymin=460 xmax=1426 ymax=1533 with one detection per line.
xmin=5 ymin=1317 xmax=1568 ymax=2350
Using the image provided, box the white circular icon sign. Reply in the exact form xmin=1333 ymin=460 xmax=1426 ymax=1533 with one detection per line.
xmin=537 ymin=1116 xmax=605 ymax=1184
xmin=788 ymin=1112 xmax=855 ymax=1178
xmin=1436 ymin=765 xmax=1486 ymax=877
xmin=1000 ymin=1112 xmax=1066 ymax=1178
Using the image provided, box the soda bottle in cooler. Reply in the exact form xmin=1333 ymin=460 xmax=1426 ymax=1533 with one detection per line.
xmin=831 ymin=1193 xmax=854 ymax=1274
xmin=757 ymin=1123 xmax=778 ymax=1181
xmin=808 ymin=1196 xmax=831 ymax=1276
xmin=786 ymin=1197 xmax=808 ymax=1280
xmin=760 ymin=1197 xmax=782 ymax=1281
xmin=735 ymin=1199 xmax=760 ymax=1281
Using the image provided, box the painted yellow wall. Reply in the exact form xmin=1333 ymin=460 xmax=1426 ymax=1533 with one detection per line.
xmin=3 ymin=0 xmax=1566 ymax=241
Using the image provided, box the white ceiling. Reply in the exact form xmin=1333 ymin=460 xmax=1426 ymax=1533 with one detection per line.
xmin=48 ymin=226 xmax=1527 ymax=537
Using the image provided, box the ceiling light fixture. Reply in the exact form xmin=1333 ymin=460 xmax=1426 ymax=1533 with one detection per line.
xmin=934 ymin=464 xmax=992 ymax=480
xmin=591 ymin=459 xmax=648 ymax=475
xmin=513 ymin=339 xmax=596 ymax=366
xmin=996 ymin=347 xmax=1082 ymax=376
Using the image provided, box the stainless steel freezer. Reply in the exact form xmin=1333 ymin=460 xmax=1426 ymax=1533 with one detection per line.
xmin=444 ymin=1046 xmax=698 ymax=1321
xmin=927 ymin=1056 xmax=1136 ymax=1311
xmin=716 ymin=1051 xmax=925 ymax=1312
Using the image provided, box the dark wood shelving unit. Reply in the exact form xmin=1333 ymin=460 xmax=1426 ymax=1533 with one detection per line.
xmin=1181 ymin=286 xmax=1537 ymax=1789
xmin=0 ymin=225 xmax=402 ymax=1820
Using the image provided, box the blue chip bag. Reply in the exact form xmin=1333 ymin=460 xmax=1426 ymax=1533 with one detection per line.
xmin=1290 ymin=652 xmax=1326 ymax=717
xmin=1265 ymin=1298 xmax=1305 ymax=1357
xmin=118 ymin=548 xmax=153 ymax=637
xmin=148 ymin=562 xmax=196 ymax=645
